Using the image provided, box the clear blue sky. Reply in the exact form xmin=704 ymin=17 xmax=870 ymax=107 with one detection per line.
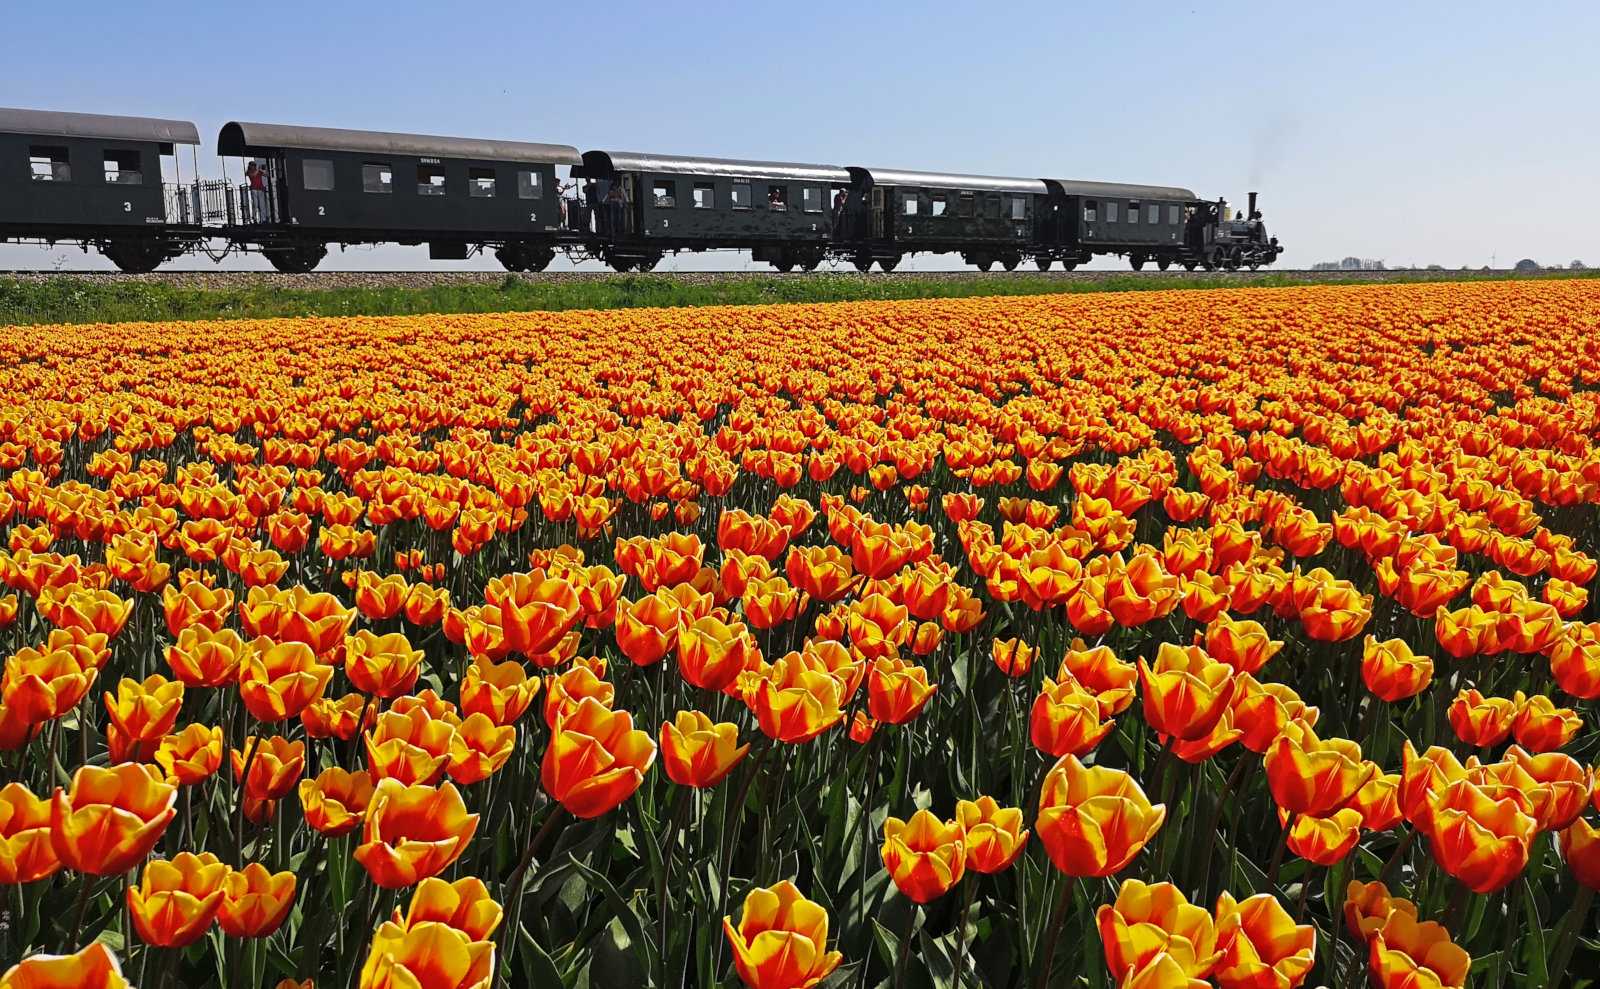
xmin=4 ymin=1 xmax=1596 ymax=271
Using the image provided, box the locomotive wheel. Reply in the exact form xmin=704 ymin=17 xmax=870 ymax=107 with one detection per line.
xmin=1062 ymin=260 xmax=1078 ymax=271
xmin=1182 ymin=260 xmax=1197 ymax=271
xmin=609 ymin=257 xmax=635 ymax=272
xmin=1248 ymin=260 xmax=1261 ymax=271
xmin=853 ymin=253 xmax=873 ymax=273
xmin=1199 ymin=248 xmax=1220 ymax=271
xmin=1001 ymin=254 xmax=1020 ymax=272
xmin=1157 ymin=257 xmax=1172 ymax=271
xmin=773 ymin=260 xmax=794 ymax=273
xmin=1035 ymin=256 xmax=1053 ymax=271
xmin=1224 ymin=247 xmax=1243 ymax=271
xmin=975 ymin=259 xmax=994 ymax=272
xmin=878 ymin=255 xmax=901 ymax=272
xmin=800 ymin=253 xmax=822 ymax=272
xmin=1129 ymin=253 xmax=1146 ymax=271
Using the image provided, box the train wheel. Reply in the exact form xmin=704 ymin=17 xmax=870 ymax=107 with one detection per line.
xmin=853 ymin=253 xmax=873 ymax=273
xmin=1182 ymin=260 xmax=1197 ymax=271
xmin=878 ymin=254 xmax=901 ymax=272
xmin=1224 ymin=247 xmax=1242 ymax=271
xmin=1035 ymin=256 xmax=1053 ymax=271
xmin=494 ymin=247 xmax=521 ymax=272
xmin=1199 ymin=248 xmax=1220 ymax=271
xmin=636 ymin=253 xmax=662 ymax=272
xmin=1129 ymin=254 xmax=1146 ymax=271
xmin=774 ymin=260 xmax=794 ymax=273
xmin=103 ymin=240 xmax=164 ymax=274
xmin=975 ymin=259 xmax=994 ymax=272
xmin=801 ymin=253 xmax=822 ymax=272
xmin=1157 ymin=257 xmax=1172 ymax=271
xmin=1247 ymin=261 xmax=1260 ymax=271
xmin=264 ymin=243 xmax=326 ymax=273
xmin=1001 ymin=254 xmax=1020 ymax=272
xmin=1062 ymin=260 xmax=1078 ymax=271
xmin=526 ymin=247 xmax=555 ymax=272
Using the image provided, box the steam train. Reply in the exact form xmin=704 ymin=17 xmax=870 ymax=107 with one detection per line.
xmin=1 ymin=107 xmax=1282 ymax=274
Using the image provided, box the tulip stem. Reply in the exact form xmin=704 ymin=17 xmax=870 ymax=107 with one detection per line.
xmin=65 ymin=872 xmax=92 ymax=952
xmin=1031 ymin=876 xmax=1072 ymax=989
xmin=234 ymin=731 xmax=262 ymax=866
xmin=893 ymin=904 xmax=918 ymax=989
xmin=1267 ymin=814 xmax=1292 ymax=890
xmin=953 ymin=873 xmax=976 ymax=987
xmin=1549 ymin=884 xmax=1596 ymax=980
xmin=657 ymin=789 xmax=688 ymax=986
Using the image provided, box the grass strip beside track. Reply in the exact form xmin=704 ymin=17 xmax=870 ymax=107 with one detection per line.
xmin=4 ymin=268 xmax=1598 ymax=326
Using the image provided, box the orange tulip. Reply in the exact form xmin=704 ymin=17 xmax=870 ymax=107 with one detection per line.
xmin=458 ymin=656 xmax=539 ymax=726
xmin=344 ymin=630 xmax=426 ymax=699
xmin=722 ymin=880 xmax=842 ymax=989
xmin=748 ymin=656 xmax=846 ymax=744
xmin=386 ymin=875 xmax=503 ymax=940
xmin=217 ymin=862 xmax=296 ymax=937
xmin=161 ymin=580 xmax=233 ymax=637
xmin=954 ymin=796 xmax=1028 ymax=874
xmin=1036 ymin=755 xmax=1165 ymax=877
xmin=357 ymin=919 xmax=494 ymax=989
xmin=1029 ymin=675 xmax=1115 ymax=758
xmin=1360 ymin=636 xmax=1433 ymax=702
xmin=1422 ymin=778 xmax=1536 ymax=893
xmin=660 ymin=710 xmax=749 ymax=789
xmin=1264 ymin=721 xmax=1369 ymax=818
xmin=1343 ymin=879 xmax=1417 ymax=943
xmin=1283 ymin=807 xmax=1363 ymax=865
xmin=991 ymin=637 xmax=1035 ymax=677
xmin=542 ymin=697 xmax=656 ymax=818
xmin=302 ymin=691 xmax=376 ymax=741
xmin=164 ymin=625 xmax=246 ymax=688
xmin=154 ymin=723 xmax=224 ymax=786
xmin=482 ymin=570 xmax=582 ymax=659
xmin=1213 ymin=891 xmax=1316 ymax=989
xmin=1510 ymin=691 xmax=1582 ymax=752
xmin=365 ymin=707 xmax=457 ymax=786
xmin=238 ymin=638 xmax=334 ymax=723
xmin=354 ymin=778 xmax=479 ymax=888
xmin=866 ymin=656 xmax=936 ymax=725
xmin=1059 ymin=639 xmax=1137 ymax=716
xmin=1559 ymin=816 xmax=1600 ymax=890
xmin=1120 ymin=953 xmax=1209 ymax=989
xmin=677 ymin=615 xmax=760 ymax=693
xmin=1447 ymin=689 xmax=1517 ymax=748
xmin=445 ymin=714 xmax=516 ymax=785
xmin=103 ymin=674 xmax=184 ymax=763
xmin=0 ymin=782 xmax=59 ymax=884
xmin=0 ymin=943 xmax=129 ymax=989
xmin=1229 ymin=675 xmax=1318 ymax=754
xmin=1138 ymin=642 xmax=1237 ymax=741
xmin=1497 ymin=746 xmax=1590 ymax=832
xmin=3 ymin=633 xmax=101 ymax=723
xmin=126 ymin=852 xmax=228 ymax=947
xmin=1204 ymin=616 xmax=1283 ymax=675
xmin=354 ymin=571 xmax=409 ymax=621
xmin=49 ymin=762 xmax=176 ymax=875
xmin=1097 ymin=879 xmax=1220 ymax=981
xmin=880 ymin=808 xmax=965 ymax=903
xmin=542 ymin=664 xmax=615 ymax=728
xmin=232 ymin=735 xmax=306 ymax=801
xmin=1367 ymin=910 xmax=1469 ymax=989
xmin=299 ymin=766 xmax=375 ymax=837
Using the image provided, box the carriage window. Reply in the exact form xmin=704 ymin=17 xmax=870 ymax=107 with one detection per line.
xmin=417 ymin=164 xmax=447 ymax=196
xmin=102 ymin=150 xmax=142 ymax=185
xmin=1147 ymin=203 xmax=1160 ymax=224
xmin=902 ymin=193 xmax=919 ymax=216
xmin=930 ymin=193 xmax=948 ymax=217
xmin=958 ymin=192 xmax=975 ymax=217
xmin=302 ymin=158 xmax=334 ymax=191
xmin=1010 ymin=196 xmax=1027 ymax=220
xmin=1128 ymin=201 xmax=1140 ymax=224
xmin=802 ymin=186 xmax=822 ymax=212
xmin=29 ymin=146 xmax=70 ymax=182
xmin=1083 ymin=201 xmax=1097 ymax=222
xmin=517 ymin=171 xmax=540 ymax=199
xmin=652 ymin=180 xmax=676 ymax=208
xmin=768 ymin=185 xmax=787 ymax=209
xmin=469 ymin=168 xmax=496 ymax=198
xmin=731 ymin=181 xmax=751 ymax=209
xmin=1105 ymin=202 xmax=1119 ymax=222
xmin=984 ymin=194 xmax=1002 ymax=219
xmin=693 ymin=183 xmax=715 ymax=209
xmin=1168 ymin=205 xmax=1181 ymax=224
xmin=362 ymin=164 xmax=393 ymax=194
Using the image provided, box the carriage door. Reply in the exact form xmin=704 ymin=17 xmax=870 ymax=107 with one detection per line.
xmin=621 ymin=174 xmax=637 ymax=235
xmin=871 ymin=187 xmax=885 ymax=240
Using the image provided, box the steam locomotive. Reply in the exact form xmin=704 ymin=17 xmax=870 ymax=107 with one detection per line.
xmin=1 ymin=107 xmax=1281 ymax=274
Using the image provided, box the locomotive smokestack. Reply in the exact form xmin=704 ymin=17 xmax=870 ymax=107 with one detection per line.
xmin=1248 ymin=191 xmax=1258 ymax=218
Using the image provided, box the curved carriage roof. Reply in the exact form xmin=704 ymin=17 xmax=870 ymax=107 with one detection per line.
xmin=1044 ymin=178 xmax=1197 ymax=200
xmin=217 ymin=122 xmax=581 ymax=165
xmin=849 ymin=167 xmax=1047 ymax=195
xmin=0 ymin=107 xmax=199 ymax=145
xmin=580 ymin=151 xmax=850 ymax=183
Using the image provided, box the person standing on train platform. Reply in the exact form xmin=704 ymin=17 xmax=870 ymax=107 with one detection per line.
xmin=246 ymin=161 xmax=269 ymax=223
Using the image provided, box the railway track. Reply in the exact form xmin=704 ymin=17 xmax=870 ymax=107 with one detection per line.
xmin=0 ymin=268 xmax=1490 ymax=291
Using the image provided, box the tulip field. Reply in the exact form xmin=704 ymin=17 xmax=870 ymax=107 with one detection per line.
xmin=3 ymin=278 xmax=1600 ymax=988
